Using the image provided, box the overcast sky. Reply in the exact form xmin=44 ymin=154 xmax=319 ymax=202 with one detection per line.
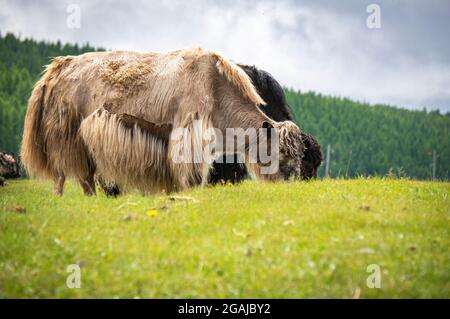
xmin=1 ymin=0 xmax=449 ymax=111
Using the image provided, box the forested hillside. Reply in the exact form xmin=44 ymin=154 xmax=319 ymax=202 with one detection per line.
xmin=286 ymin=91 xmax=449 ymax=179
xmin=0 ymin=32 xmax=448 ymax=179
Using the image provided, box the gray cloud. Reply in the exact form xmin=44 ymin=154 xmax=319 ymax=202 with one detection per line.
xmin=0 ymin=0 xmax=449 ymax=111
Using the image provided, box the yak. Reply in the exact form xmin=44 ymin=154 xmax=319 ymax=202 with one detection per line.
xmin=209 ymin=64 xmax=323 ymax=184
xmin=0 ymin=151 xmax=20 ymax=180
xmin=99 ymin=63 xmax=323 ymax=196
xmin=21 ymin=48 xmax=305 ymax=195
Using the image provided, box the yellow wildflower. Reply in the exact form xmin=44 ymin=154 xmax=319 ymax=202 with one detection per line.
xmin=146 ymin=210 xmax=158 ymax=217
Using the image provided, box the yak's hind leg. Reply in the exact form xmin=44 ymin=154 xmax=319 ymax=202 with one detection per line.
xmin=53 ymin=172 xmax=66 ymax=195
xmin=79 ymin=171 xmax=96 ymax=196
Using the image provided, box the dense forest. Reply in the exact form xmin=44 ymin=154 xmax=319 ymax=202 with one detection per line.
xmin=286 ymin=91 xmax=449 ymax=179
xmin=0 ymin=32 xmax=448 ymax=180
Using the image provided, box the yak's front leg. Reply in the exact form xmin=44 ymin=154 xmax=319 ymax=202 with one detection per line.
xmin=53 ymin=172 xmax=66 ymax=196
xmin=79 ymin=172 xmax=96 ymax=196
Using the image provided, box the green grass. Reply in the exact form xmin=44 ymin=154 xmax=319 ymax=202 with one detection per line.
xmin=0 ymin=178 xmax=449 ymax=298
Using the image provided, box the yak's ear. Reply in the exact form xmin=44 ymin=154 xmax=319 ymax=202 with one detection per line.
xmin=119 ymin=113 xmax=173 ymax=141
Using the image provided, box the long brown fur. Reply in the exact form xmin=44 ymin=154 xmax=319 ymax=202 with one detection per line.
xmin=213 ymin=53 xmax=265 ymax=106
xmin=80 ymin=108 xmax=173 ymax=193
xmin=21 ymin=57 xmax=72 ymax=179
xmin=80 ymin=108 xmax=217 ymax=193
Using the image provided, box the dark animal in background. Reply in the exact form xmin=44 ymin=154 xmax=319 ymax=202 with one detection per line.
xmin=0 ymin=151 xmax=20 ymax=179
xmin=0 ymin=152 xmax=21 ymax=183
xmin=207 ymin=154 xmax=248 ymax=184
xmin=209 ymin=64 xmax=323 ymax=184
xmin=300 ymin=132 xmax=323 ymax=179
xmin=238 ymin=64 xmax=294 ymax=122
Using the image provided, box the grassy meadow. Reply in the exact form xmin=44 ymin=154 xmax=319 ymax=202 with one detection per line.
xmin=0 ymin=178 xmax=449 ymax=298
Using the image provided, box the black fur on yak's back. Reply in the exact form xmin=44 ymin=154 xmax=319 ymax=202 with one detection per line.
xmin=209 ymin=64 xmax=323 ymax=184
xmin=238 ymin=64 xmax=293 ymax=122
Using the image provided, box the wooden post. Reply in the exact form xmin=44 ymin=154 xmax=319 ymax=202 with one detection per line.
xmin=325 ymin=144 xmax=331 ymax=178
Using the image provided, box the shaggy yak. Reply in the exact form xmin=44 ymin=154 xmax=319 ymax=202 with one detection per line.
xmin=100 ymin=64 xmax=323 ymax=196
xmin=21 ymin=48 xmax=305 ymax=195
xmin=101 ymin=64 xmax=323 ymax=196
xmin=0 ymin=151 xmax=20 ymax=179
xmin=208 ymin=64 xmax=323 ymax=184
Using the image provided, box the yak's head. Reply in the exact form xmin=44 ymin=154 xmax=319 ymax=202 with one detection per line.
xmin=300 ymin=133 xmax=323 ymax=180
xmin=0 ymin=152 xmax=20 ymax=179
xmin=261 ymin=121 xmax=304 ymax=180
